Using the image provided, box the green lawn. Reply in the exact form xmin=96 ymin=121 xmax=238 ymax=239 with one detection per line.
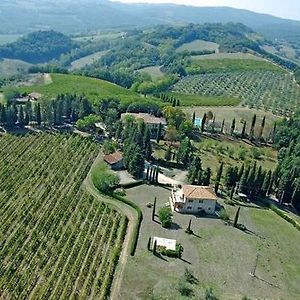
xmin=176 ymin=39 xmax=219 ymax=53
xmin=167 ymin=92 xmax=240 ymax=106
xmin=7 ymin=73 xmax=156 ymax=105
xmin=120 ymin=185 xmax=300 ymax=300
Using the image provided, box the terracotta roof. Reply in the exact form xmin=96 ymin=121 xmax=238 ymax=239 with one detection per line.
xmin=182 ymin=185 xmax=218 ymax=200
xmin=104 ymin=151 xmax=123 ymax=165
xmin=121 ymin=113 xmax=166 ymax=125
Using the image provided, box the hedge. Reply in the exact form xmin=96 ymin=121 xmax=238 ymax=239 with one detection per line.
xmin=108 ymin=192 xmax=143 ymax=256
xmin=119 ymin=180 xmax=145 ymax=189
xmin=269 ymin=204 xmax=300 ymax=232
xmin=260 ymin=198 xmax=300 ymax=232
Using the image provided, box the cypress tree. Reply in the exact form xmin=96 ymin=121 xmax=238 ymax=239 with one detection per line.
xmin=186 ymin=219 xmax=192 ymax=234
xmin=221 ymin=119 xmax=225 ymax=134
xmin=216 ymin=162 xmax=224 ymax=183
xmin=149 ymin=167 xmax=154 ymax=183
xmin=155 ymin=166 xmax=159 ymax=184
xmin=176 ymin=99 xmax=180 ymax=106
xmin=144 ymin=127 xmax=152 ymax=160
xmin=262 ymin=170 xmax=272 ymax=197
xmin=259 ymin=116 xmax=266 ymax=140
xmin=152 ymin=197 xmax=156 ymax=221
xmin=238 ymin=164 xmax=245 ymax=181
xmin=156 ymin=122 xmax=162 ymax=143
xmin=172 ymin=98 xmax=176 ymax=107
xmin=187 ymin=156 xmax=202 ymax=185
xmin=230 ymin=118 xmax=236 ymax=136
xmin=202 ymin=167 xmax=211 ymax=186
xmin=0 ymin=105 xmax=6 ymax=125
xmin=146 ymin=165 xmax=150 ymax=181
xmin=192 ymin=111 xmax=196 ymax=125
xmin=18 ymin=105 xmax=25 ymax=127
xmin=233 ymin=207 xmax=241 ymax=227
xmin=250 ymin=114 xmax=257 ymax=139
xmin=147 ymin=236 xmax=151 ymax=251
xmin=247 ymin=163 xmax=257 ymax=195
xmin=201 ymin=113 xmax=207 ymax=132
xmin=241 ymin=121 xmax=247 ymax=138
xmin=153 ymin=240 xmax=157 ymax=255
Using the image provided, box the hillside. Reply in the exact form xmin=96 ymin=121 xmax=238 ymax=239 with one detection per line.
xmin=10 ymin=73 xmax=148 ymax=105
xmin=1 ymin=0 xmax=300 ymax=44
xmin=0 ymin=31 xmax=75 ymax=63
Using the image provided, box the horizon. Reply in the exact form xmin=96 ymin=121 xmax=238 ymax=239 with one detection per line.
xmin=111 ymin=0 xmax=300 ymax=21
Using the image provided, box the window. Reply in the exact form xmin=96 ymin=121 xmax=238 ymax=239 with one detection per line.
xmin=187 ymin=206 xmax=192 ymax=210
xmin=188 ymin=199 xmax=193 ymax=203
xmin=208 ymin=207 xmax=211 ymax=210
xmin=199 ymin=200 xmax=203 ymax=203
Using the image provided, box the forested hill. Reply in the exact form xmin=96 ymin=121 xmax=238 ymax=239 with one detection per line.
xmin=1 ymin=0 xmax=300 ymax=44
xmin=0 ymin=31 xmax=75 ymax=63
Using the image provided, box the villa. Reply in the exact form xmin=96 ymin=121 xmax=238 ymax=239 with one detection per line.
xmin=170 ymin=185 xmax=218 ymax=214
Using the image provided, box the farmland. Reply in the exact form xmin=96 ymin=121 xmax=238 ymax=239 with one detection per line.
xmin=0 ymin=58 xmax=31 ymax=77
xmin=188 ymin=58 xmax=282 ymax=73
xmin=0 ymin=134 xmax=127 ymax=299
xmin=176 ymin=39 xmax=219 ymax=53
xmin=69 ymin=50 xmax=108 ymax=70
xmin=192 ymin=52 xmax=264 ymax=60
xmin=173 ymin=71 xmax=300 ymax=114
xmin=120 ymin=185 xmax=300 ymax=300
xmin=9 ymin=73 xmax=148 ymax=105
xmin=137 ymin=66 xmax=165 ymax=80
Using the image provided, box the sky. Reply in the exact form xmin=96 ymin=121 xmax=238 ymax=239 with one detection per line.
xmin=111 ymin=0 xmax=300 ymax=21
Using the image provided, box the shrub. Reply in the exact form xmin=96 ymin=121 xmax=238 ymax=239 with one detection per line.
xmin=184 ymin=268 xmax=198 ymax=284
xmin=158 ymin=206 xmax=172 ymax=228
xmin=177 ymin=281 xmax=194 ymax=297
xmin=158 ymin=243 xmax=183 ymax=258
xmin=205 ymin=287 xmax=219 ymax=300
xmin=91 ymin=163 xmax=120 ymax=193
xmin=219 ymin=209 xmax=230 ymax=221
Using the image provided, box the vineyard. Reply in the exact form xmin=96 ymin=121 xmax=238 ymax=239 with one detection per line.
xmin=172 ymin=71 xmax=300 ymax=114
xmin=0 ymin=133 xmax=127 ymax=299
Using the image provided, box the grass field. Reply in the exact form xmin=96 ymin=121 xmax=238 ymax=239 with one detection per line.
xmin=137 ymin=66 xmax=165 ymax=80
xmin=0 ymin=34 xmax=22 ymax=45
xmin=120 ymin=185 xmax=300 ymax=300
xmin=188 ymin=58 xmax=282 ymax=73
xmin=192 ymin=52 xmax=264 ymax=61
xmin=69 ymin=51 xmax=108 ymax=70
xmin=8 ymin=73 xmax=150 ymax=105
xmin=167 ymin=92 xmax=240 ymax=107
xmin=176 ymin=39 xmax=219 ymax=53
xmin=173 ymin=71 xmax=300 ymax=114
xmin=0 ymin=133 xmax=127 ymax=299
xmin=183 ymin=106 xmax=280 ymax=138
xmin=0 ymin=58 xmax=31 ymax=77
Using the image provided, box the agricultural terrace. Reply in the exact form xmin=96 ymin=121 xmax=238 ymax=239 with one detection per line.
xmin=192 ymin=52 xmax=265 ymax=60
xmin=176 ymin=39 xmax=219 ymax=53
xmin=11 ymin=73 xmax=149 ymax=106
xmin=120 ymin=185 xmax=300 ymax=300
xmin=0 ymin=134 xmax=127 ymax=299
xmin=172 ymin=71 xmax=300 ymax=114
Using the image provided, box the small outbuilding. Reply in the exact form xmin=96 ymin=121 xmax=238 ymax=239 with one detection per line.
xmin=153 ymin=236 xmax=177 ymax=251
xmin=103 ymin=151 xmax=124 ymax=170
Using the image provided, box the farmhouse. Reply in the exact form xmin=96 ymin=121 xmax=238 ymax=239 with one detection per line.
xmin=103 ymin=151 xmax=124 ymax=170
xmin=121 ymin=112 xmax=167 ymax=137
xmin=170 ymin=185 xmax=218 ymax=214
xmin=28 ymin=92 xmax=42 ymax=101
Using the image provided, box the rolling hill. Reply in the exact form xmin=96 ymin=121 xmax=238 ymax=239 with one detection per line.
xmin=0 ymin=0 xmax=300 ymax=44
